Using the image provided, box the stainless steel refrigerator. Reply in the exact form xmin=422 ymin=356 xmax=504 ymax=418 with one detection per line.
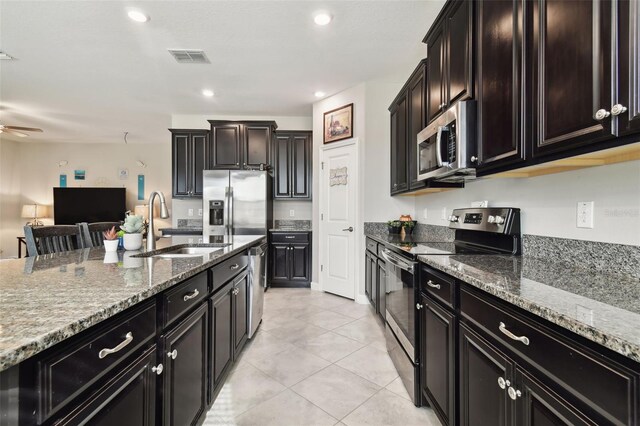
xmin=202 ymin=170 xmax=273 ymax=242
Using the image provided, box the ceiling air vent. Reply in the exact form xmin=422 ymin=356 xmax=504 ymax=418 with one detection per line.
xmin=168 ymin=49 xmax=210 ymax=64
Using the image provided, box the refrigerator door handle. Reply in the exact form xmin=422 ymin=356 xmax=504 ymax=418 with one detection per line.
xmin=228 ymin=186 xmax=234 ymax=236
xmin=224 ymin=186 xmax=231 ymax=236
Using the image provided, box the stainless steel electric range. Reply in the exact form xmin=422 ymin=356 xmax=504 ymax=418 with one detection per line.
xmin=381 ymin=207 xmax=521 ymax=405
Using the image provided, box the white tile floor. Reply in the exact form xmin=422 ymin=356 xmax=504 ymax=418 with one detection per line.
xmin=203 ymin=288 xmax=441 ymax=426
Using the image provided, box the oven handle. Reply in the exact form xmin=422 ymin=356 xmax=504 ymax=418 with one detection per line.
xmin=380 ymin=249 xmax=415 ymax=273
xmin=436 ymin=126 xmax=450 ymax=167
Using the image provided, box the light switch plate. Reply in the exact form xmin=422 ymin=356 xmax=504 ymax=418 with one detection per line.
xmin=289 ymin=209 xmax=295 ymax=217
xmin=471 ymin=200 xmax=489 ymax=208
xmin=576 ymin=201 xmax=594 ymax=228
xmin=188 ymin=208 xmax=194 ymax=217
xmin=198 ymin=208 xmax=203 ymax=216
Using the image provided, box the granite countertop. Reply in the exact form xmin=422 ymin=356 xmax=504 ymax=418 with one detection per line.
xmin=366 ymin=233 xmax=429 ymax=245
xmin=0 ymin=235 xmax=266 ymax=372
xmin=269 ymin=227 xmax=312 ymax=232
xmin=417 ymin=254 xmax=640 ymax=363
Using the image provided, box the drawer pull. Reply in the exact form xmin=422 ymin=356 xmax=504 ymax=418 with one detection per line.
xmin=152 ymin=363 xmax=163 ymax=375
xmin=499 ymin=322 xmax=530 ymax=346
xmin=98 ymin=332 xmax=133 ymax=359
xmin=508 ymin=387 xmax=522 ymax=400
xmin=426 ymin=280 xmax=441 ymax=290
xmin=230 ymin=263 xmax=240 ymax=270
xmin=168 ymin=349 xmax=178 ymax=360
xmin=183 ymin=289 xmax=200 ymax=302
xmin=285 ymin=236 xmax=295 ymax=239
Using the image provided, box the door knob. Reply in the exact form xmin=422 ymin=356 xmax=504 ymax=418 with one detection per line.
xmin=342 ymin=227 xmax=354 ymax=232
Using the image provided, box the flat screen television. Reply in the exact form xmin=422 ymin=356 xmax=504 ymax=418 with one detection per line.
xmin=53 ymin=187 xmax=126 ymax=225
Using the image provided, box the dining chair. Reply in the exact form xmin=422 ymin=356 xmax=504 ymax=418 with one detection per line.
xmin=23 ymin=225 xmax=85 ymax=257
xmin=79 ymin=222 xmax=122 ymax=248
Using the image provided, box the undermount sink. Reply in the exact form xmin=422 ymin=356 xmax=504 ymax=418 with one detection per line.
xmin=136 ymin=244 xmax=231 ymax=258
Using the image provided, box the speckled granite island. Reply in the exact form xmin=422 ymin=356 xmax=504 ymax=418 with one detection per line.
xmin=0 ymin=234 xmax=265 ymax=425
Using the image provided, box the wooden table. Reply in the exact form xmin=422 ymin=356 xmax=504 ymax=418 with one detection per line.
xmin=17 ymin=236 xmax=26 ymax=258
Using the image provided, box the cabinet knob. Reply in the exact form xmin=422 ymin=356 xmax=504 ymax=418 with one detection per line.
xmin=497 ymin=376 xmax=506 ymax=389
xmin=611 ymin=104 xmax=628 ymax=116
xmin=508 ymin=387 xmax=522 ymax=400
xmin=416 ymin=303 xmax=423 ymax=310
xmin=594 ymin=109 xmax=611 ymax=121
xmin=167 ymin=349 xmax=178 ymax=360
xmin=470 ymin=156 xmax=478 ymax=163
xmin=152 ymin=363 xmax=163 ymax=375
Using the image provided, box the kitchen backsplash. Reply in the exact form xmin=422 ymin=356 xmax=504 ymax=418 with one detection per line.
xmin=364 ymin=222 xmax=640 ymax=279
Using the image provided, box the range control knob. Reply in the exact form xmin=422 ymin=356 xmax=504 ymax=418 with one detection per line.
xmin=449 ymin=215 xmax=459 ymax=223
xmin=488 ymin=215 xmax=496 ymax=224
xmin=494 ymin=215 xmax=505 ymax=224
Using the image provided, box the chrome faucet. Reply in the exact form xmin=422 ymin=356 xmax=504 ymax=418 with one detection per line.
xmin=146 ymin=191 xmax=170 ymax=251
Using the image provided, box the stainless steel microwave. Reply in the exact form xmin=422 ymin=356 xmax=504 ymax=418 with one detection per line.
xmin=416 ymin=100 xmax=477 ymax=182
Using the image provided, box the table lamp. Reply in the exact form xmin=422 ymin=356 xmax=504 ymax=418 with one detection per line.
xmin=22 ymin=204 xmax=48 ymax=226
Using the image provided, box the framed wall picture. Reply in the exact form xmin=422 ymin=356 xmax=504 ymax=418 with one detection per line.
xmin=323 ymin=103 xmax=353 ymax=144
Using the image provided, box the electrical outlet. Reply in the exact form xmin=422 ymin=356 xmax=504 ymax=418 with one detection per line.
xmin=289 ymin=209 xmax=295 ymax=217
xmin=198 ymin=208 xmax=203 ymax=216
xmin=441 ymin=207 xmax=448 ymax=221
xmin=188 ymin=208 xmax=194 ymax=217
xmin=577 ymin=201 xmax=594 ymax=228
xmin=423 ymin=208 xmax=428 ymax=220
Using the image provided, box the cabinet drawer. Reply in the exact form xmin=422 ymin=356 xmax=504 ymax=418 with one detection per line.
xmin=460 ymin=285 xmax=638 ymax=425
xmin=163 ymin=271 xmax=208 ymax=328
xmin=37 ymin=301 xmax=156 ymax=423
xmin=270 ymin=232 xmax=310 ymax=243
xmin=366 ymin=238 xmax=378 ymax=254
xmin=421 ymin=265 xmax=455 ymax=309
xmin=210 ymin=252 xmax=248 ymax=292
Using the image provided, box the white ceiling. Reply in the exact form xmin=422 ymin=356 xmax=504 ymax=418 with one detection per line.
xmin=0 ymin=0 xmax=444 ymax=144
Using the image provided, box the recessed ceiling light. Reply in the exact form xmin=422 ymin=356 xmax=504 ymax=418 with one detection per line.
xmin=202 ymin=89 xmax=214 ymax=97
xmin=127 ymin=10 xmax=149 ymax=23
xmin=314 ymin=91 xmax=326 ymax=98
xmin=314 ymin=12 xmax=332 ymax=26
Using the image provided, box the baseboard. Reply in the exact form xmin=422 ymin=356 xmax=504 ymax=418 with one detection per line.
xmin=355 ymin=294 xmax=369 ymax=305
xmin=310 ymin=281 xmax=322 ymax=291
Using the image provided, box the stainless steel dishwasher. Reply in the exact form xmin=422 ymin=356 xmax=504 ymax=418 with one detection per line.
xmin=248 ymin=242 xmax=268 ymax=338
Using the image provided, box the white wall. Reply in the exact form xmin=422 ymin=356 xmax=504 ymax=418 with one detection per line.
xmin=0 ymin=141 xmax=172 ymax=258
xmin=414 ymin=160 xmax=640 ymax=246
xmin=0 ymin=139 xmax=23 ymax=258
xmin=273 ymin=200 xmax=312 ymax=221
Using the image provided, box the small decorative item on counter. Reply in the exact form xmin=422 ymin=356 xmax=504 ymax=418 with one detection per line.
xmin=103 ymin=226 xmax=119 ymax=252
xmin=121 ymin=215 xmax=145 ymax=251
xmin=387 ymin=220 xmax=403 ymax=234
xmin=117 ymin=230 xmax=125 ymax=249
xmin=401 ymin=220 xmax=417 ymax=235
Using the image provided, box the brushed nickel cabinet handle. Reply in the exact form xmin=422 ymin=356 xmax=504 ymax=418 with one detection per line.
xmin=167 ymin=349 xmax=177 ymax=360
xmin=99 ymin=332 xmax=133 ymax=359
xmin=183 ymin=289 xmax=200 ymax=301
xmin=426 ymin=280 xmax=441 ymax=290
xmin=230 ymin=263 xmax=240 ymax=270
xmin=498 ymin=377 xmax=506 ymax=389
xmin=499 ymin=322 xmax=530 ymax=345
xmin=594 ymin=108 xmax=611 ymax=120
xmin=611 ymin=104 xmax=628 ymax=116
xmin=152 ymin=363 xmax=163 ymax=375
xmin=508 ymin=387 xmax=522 ymax=400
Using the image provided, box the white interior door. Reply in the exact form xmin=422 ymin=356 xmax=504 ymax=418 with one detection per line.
xmin=320 ymin=142 xmax=357 ymax=299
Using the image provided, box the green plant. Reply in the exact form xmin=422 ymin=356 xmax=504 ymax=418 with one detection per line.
xmin=387 ymin=220 xmax=402 ymax=227
xmin=401 ymin=220 xmax=416 ymax=228
xmin=120 ymin=215 xmax=144 ymax=234
xmin=103 ymin=226 xmax=118 ymax=240
xmin=117 ymin=230 xmax=125 ymax=238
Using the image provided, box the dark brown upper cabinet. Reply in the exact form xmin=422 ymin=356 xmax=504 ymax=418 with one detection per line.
xmin=530 ymin=0 xmax=615 ymax=157
xmin=208 ymin=121 xmax=277 ymax=170
xmin=424 ymin=0 xmax=474 ymax=124
xmin=390 ymin=91 xmax=409 ymax=194
xmin=408 ymin=63 xmax=427 ymax=191
xmin=273 ymin=131 xmax=312 ymax=200
xmin=476 ymin=0 xmax=527 ymax=171
xmin=616 ymin=0 xmax=640 ymax=137
xmin=170 ymin=129 xmax=209 ymax=198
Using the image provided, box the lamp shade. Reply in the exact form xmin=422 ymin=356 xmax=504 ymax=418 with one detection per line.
xmin=21 ymin=204 xmax=48 ymax=219
xmin=134 ymin=204 xmax=149 ymax=219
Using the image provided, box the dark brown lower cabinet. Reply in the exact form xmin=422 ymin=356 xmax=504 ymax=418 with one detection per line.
xmin=459 ymin=323 xmax=513 ymax=426
xmin=290 ymin=244 xmax=310 ymax=282
xmin=420 ymin=293 xmax=455 ymax=426
xmin=209 ymin=282 xmax=234 ymax=398
xmin=162 ymin=304 xmax=208 ymax=426
xmin=269 ymin=232 xmax=311 ymax=287
xmin=232 ymin=270 xmax=249 ymax=357
xmin=376 ymin=260 xmax=386 ymax=322
xmin=364 ymin=250 xmax=376 ymax=309
xmin=56 ymin=346 xmax=157 ymax=426
xmin=515 ymin=369 xmax=595 ymax=426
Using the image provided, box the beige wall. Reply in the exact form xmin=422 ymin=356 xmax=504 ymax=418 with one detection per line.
xmin=0 ymin=139 xmax=23 ymax=258
xmin=0 ymin=141 xmax=172 ymax=258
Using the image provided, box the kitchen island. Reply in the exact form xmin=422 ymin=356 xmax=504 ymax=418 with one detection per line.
xmin=0 ymin=234 xmax=265 ymax=426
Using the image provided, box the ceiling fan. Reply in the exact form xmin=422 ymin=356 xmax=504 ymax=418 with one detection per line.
xmin=0 ymin=124 xmax=43 ymax=138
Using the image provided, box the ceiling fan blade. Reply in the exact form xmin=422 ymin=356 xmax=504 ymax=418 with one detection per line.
xmin=4 ymin=126 xmax=43 ymax=132
xmin=2 ymin=129 xmax=29 ymax=137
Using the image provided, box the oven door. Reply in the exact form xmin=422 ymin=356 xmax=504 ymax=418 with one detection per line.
xmin=380 ymin=249 xmax=417 ymax=360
